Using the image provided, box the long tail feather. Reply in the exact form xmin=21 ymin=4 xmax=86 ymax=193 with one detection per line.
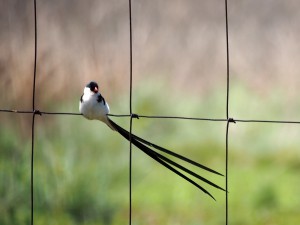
xmin=108 ymin=118 xmax=223 ymax=176
xmin=108 ymin=118 xmax=224 ymax=199
xmin=153 ymin=151 xmax=225 ymax=191
xmin=133 ymin=134 xmax=224 ymax=176
xmin=131 ymin=138 xmax=217 ymax=200
xmin=111 ymin=120 xmax=216 ymax=199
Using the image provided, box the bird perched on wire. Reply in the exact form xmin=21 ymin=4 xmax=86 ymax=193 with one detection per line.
xmin=79 ymin=81 xmax=225 ymax=200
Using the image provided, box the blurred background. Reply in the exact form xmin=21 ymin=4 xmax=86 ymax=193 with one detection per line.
xmin=1 ymin=0 xmax=300 ymax=224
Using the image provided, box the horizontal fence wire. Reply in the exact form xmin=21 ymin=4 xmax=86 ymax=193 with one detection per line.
xmin=2 ymin=109 xmax=300 ymax=124
xmin=0 ymin=1 xmax=299 ymax=225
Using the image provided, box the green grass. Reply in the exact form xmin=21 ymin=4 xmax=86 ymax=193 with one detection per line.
xmin=1 ymin=81 xmax=300 ymax=225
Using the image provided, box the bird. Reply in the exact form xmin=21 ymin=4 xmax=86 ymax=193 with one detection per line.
xmin=79 ymin=81 xmax=225 ymax=200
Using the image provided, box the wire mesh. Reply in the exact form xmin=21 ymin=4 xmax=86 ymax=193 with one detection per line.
xmin=0 ymin=1 xmax=300 ymax=225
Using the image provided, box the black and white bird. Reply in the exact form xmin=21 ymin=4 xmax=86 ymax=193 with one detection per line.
xmin=80 ymin=81 xmax=225 ymax=200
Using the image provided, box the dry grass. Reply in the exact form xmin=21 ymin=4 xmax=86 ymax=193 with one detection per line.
xmin=1 ymin=0 xmax=300 ymax=105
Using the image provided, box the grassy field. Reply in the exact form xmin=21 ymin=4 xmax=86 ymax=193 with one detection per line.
xmin=1 ymin=81 xmax=300 ymax=225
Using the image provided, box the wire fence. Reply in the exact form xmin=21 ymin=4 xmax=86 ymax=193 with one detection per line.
xmin=1 ymin=1 xmax=300 ymax=225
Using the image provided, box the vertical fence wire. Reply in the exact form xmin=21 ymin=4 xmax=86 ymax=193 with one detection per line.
xmin=30 ymin=114 xmax=36 ymax=225
xmin=128 ymin=0 xmax=133 ymax=224
xmin=225 ymin=120 xmax=230 ymax=225
xmin=224 ymin=0 xmax=230 ymax=224
xmin=31 ymin=0 xmax=38 ymax=225
xmin=225 ymin=0 xmax=230 ymax=120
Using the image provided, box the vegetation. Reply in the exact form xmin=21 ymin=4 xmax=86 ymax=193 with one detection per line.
xmin=1 ymin=82 xmax=300 ymax=225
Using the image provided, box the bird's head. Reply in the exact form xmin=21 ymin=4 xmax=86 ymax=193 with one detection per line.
xmin=85 ymin=81 xmax=99 ymax=95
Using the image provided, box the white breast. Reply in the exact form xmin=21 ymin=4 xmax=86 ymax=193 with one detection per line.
xmin=79 ymin=92 xmax=110 ymax=122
